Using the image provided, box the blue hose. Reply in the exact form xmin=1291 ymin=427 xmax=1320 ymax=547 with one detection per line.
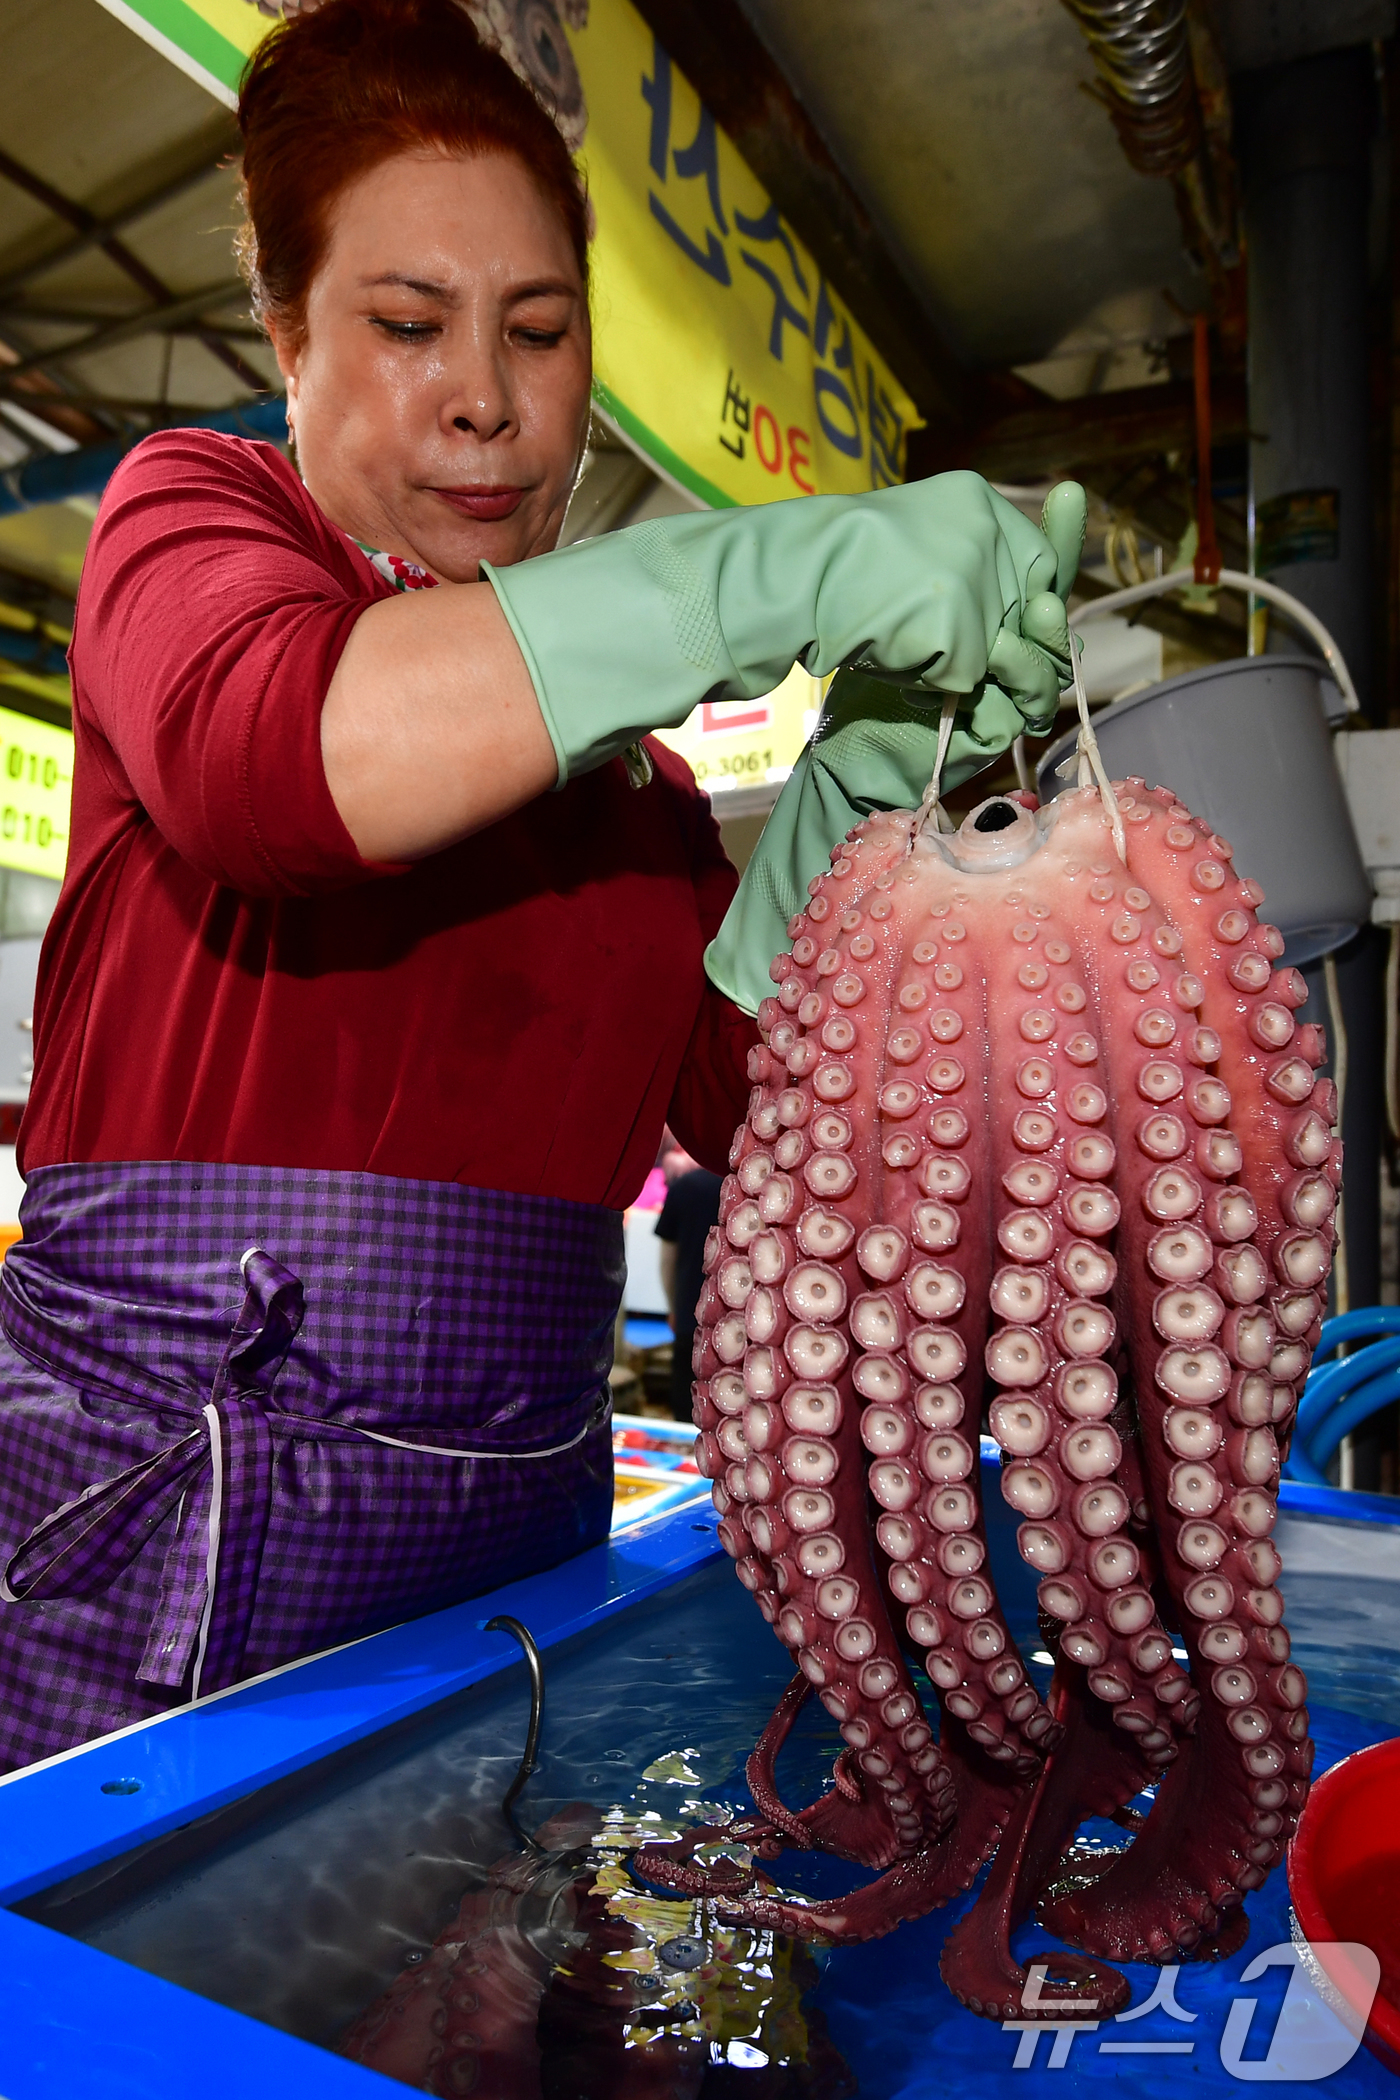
xmin=1285 ymin=1441 xmax=1331 ymax=1488
xmin=1306 ymin=1369 xmax=1400 ymax=1471
xmin=1283 ymin=1308 xmax=1400 ymax=1485
xmin=1313 ymin=1307 xmax=1400 ymax=1362
xmin=1293 ymin=1336 xmax=1400 ymax=1446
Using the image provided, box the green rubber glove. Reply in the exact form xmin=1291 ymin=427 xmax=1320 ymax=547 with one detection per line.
xmin=483 ymin=472 xmax=1083 ymax=786
xmin=704 ymin=484 xmax=1087 ymax=1016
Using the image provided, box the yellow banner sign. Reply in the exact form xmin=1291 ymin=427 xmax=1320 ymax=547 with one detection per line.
xmin=0 ymin=706 xmax=73 ymax=882
xmin=95 ymin=0 xmax=917 ymax=509
xmin=568 ymin=0 xmax=918 ymax=505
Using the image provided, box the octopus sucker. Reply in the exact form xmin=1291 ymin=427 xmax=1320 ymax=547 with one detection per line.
xmin=676 ymin=781 xmax=1319 ymax=2014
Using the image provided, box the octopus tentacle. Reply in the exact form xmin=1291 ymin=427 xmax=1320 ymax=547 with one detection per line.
xmin=867 ymin=893 xmax=1058 ymax=1772
xmin=743 ymin=1671 xmax=820 ymax=1846
xmin=711 ymin=1727 xmax=1026 ymax=1944
xmin=694 ymin=815 xmax=967 ymax=1874
xmin=1037 ymin=784 xmax=1313 ymax=1960
xmin=941 ymin=1664 xmax=1143 ymax=2017
xmin=980 ymin=879 xmax=1187 ymax=1768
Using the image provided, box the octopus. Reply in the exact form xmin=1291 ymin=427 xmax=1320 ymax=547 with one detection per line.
xmin=642 ymin=774 xmax=1325 ymax=2023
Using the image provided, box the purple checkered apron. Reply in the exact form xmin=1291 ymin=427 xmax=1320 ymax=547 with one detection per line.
xmin=0 ymin=1160 xmax=622 ymax=1770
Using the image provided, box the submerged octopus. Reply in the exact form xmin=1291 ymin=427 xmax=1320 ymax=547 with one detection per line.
xmin=644 ymin=775 xmax=1324 ymax=2021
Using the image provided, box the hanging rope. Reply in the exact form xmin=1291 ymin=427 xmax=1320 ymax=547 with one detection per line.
xmin=915 ymin=692 xmax=962 ymax=837
xmin=1068 ymin=625 xmax=1127 ymax=862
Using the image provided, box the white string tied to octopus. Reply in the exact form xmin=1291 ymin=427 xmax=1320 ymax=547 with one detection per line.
xmin=916 ymin=620 xmax=1127 ymax=863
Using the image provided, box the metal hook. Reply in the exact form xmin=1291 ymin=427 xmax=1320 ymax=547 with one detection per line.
xmin=485 ymin=1614 xmax=546 ymax=1854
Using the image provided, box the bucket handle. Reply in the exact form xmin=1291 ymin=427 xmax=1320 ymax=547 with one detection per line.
xmin=1060 ymin=568 xmax=1360 ymax=715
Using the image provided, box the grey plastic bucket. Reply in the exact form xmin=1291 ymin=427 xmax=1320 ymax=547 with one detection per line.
xmin=1036 ymin=655 xmax=1371 ymax=965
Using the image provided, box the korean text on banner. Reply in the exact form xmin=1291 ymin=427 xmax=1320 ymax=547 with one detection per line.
xmin=0 ymin=706 xmax=72 ymax=882
xmin=91 ymin=0 xmax=919 ymax=510
xmin=569 ymin=0 xmax=919 ymax=505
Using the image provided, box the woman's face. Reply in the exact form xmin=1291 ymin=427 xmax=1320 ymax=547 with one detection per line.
xmin=273 ymin=149 xmax=592 ymax=582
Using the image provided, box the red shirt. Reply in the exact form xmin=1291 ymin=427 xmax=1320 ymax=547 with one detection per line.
xmin=22 ymin=430 xmax=752 ymax=1205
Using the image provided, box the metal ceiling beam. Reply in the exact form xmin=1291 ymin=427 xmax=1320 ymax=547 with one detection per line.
xmin=0 ymin=300 xmax=262 ymax=341
xmin=0 ymin=137 xmax=237 ymax=306
xmin=964 ymin=374 xmax=1249 ymax=482
xmin=626 ymin=0 xmax=970 ymax=430
xmin=0 ymin=386 xmax=257 ymax=418
xmin=0 ymin=147 xmax=265 ymax=394
xmin=2 ymin=279 xmax=252 ymax=378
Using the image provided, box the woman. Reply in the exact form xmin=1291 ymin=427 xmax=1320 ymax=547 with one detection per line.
xmin=0 ymin=0 xmax=1083 ymax=1769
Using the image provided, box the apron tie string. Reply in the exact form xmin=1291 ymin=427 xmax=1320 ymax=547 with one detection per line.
xmin=0 ymin=1247 xmax=608 ymax=1698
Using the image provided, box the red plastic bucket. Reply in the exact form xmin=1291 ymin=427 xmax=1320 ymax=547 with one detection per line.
xmin=1288 ymin=1735 xmax=1400 ymax=2073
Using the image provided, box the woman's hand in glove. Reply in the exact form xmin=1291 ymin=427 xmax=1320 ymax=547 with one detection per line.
xmin=326 ymin=466 xmax=1084 ymax=863
xmin=827 ymin=475 xmax=1082 ymax=721
xmin=704 ymin=482 xmax=1086 ymax=1015
xmin=484 ymin=473 xmax=1087 ymax=782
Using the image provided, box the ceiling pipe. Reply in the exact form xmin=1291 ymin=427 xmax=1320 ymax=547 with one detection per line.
xmin=1059 ymin=0 xmax=1199 ymax=173
xmin=1057 ymin=0 xmax=1244 ymax=343
xmin=0 ymin=396 xmax=287 ymax=518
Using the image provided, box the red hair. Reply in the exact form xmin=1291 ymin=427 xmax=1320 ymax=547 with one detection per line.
xmin=236 ymin=0 xmax=590 ymax=352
